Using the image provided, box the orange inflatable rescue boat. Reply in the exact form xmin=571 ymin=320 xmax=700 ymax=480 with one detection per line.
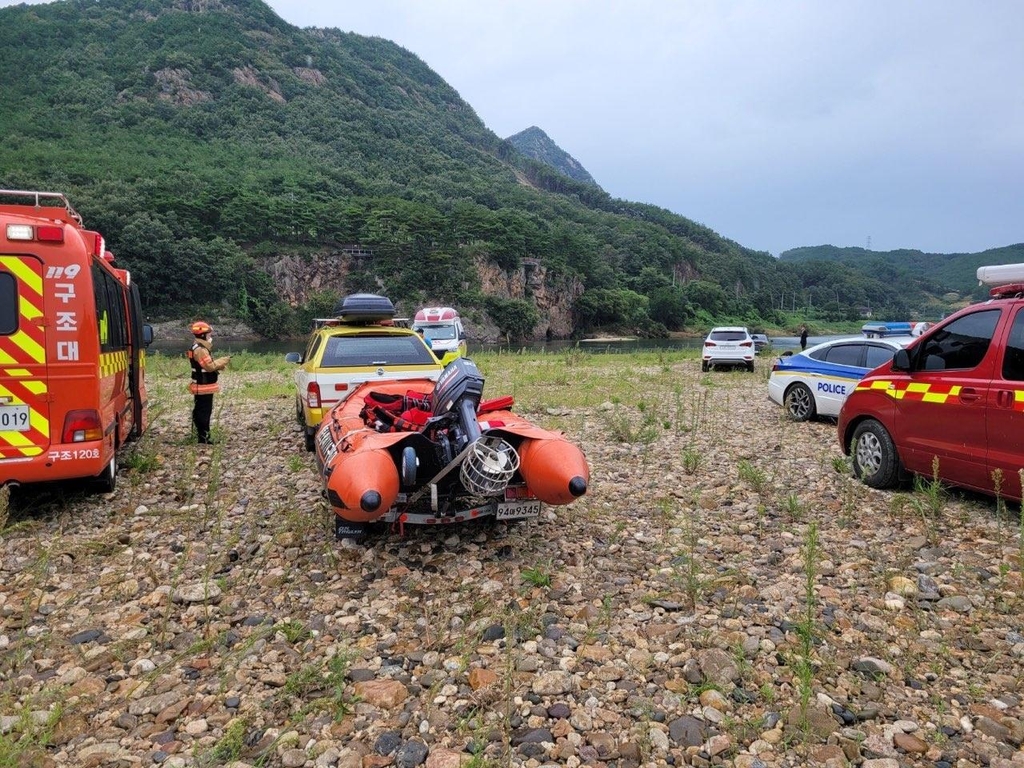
xmin=314 ymin=358 xmax=589 ymax=538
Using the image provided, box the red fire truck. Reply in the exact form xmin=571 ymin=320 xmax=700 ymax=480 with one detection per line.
xmin=0 ymin=190 xmax=152 ymax=492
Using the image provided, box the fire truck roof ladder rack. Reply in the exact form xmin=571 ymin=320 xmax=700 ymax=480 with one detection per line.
xmin=0 ymin=188 xmax=83 ymax=225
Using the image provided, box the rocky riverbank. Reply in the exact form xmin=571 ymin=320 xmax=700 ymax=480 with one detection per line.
xmin=1 ymin=353 xmax=1022 ymax=768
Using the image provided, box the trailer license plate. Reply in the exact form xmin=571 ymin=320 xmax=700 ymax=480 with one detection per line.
xmin=496 ymin=500 xmax=541 ymax=520
xmin=0 ymin=405 xmax=29 ymax=432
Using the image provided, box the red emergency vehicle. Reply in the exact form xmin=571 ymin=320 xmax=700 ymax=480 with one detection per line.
xmin=838 ymin=263 xmax=1024 ymax=502
xmin=0 ymin=190 xmax=152 ymax=492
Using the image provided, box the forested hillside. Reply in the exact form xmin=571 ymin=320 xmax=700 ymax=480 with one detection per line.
xmin=0 ymin=0 xmax=1007 ymax=337
xmin=780 ymin=244 xmax=1024 ymax=303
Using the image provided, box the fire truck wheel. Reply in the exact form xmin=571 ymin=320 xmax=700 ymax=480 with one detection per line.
xmin=94 ymin=455 xmax=117 ymax=494
xmin=851 ymin=419 xmax=899 ymax=489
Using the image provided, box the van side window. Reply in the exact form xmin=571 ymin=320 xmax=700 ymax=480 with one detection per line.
xmin=916 ymin=309 xmax=1000 ymax=372
xmin=93 ymin=265 xmax=128 ymax=352
xmin=106 ymin=273 xmax=128 ymax=349
xmin=0 ymin=272 xmax=16 ymax=335
xmin=1002 ymin=309 xmax=1024 ymax=382
xmin=93 ymin=264 xmax=110 ymax=349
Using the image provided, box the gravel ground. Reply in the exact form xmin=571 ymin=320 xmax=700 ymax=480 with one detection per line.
xmin=2 ymin=354 xmax=1023 ymax=768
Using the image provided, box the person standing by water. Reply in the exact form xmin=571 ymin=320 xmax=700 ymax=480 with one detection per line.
xmin=187 ymin=321 xmax=230 ymax=444
xmin=800 ymin=325 xmax=809 ymax=351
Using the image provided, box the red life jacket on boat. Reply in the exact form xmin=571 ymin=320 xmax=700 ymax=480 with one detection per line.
xmin=361 ymin=390 xmax=516 ymax=433
xmin=361 ymin=390 xmax=433 ymax=432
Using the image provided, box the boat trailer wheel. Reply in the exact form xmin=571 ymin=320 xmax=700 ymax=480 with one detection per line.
xmin=400 ymin=446 xmax=418 ymax=487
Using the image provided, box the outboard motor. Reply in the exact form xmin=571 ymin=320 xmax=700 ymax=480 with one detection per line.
xmin=432 ymin=357 xmax=485 ymax=452
xmin=430 ymin=358 xmax=519 ymax=497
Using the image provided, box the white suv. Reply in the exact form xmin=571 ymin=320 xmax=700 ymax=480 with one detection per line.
xmin=702 ymin=326 xmax=755 ymax=372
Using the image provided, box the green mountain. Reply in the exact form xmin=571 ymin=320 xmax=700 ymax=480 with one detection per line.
xmin=0 ymin=0 xmax=790 ymax=338
xmin=0 ymin=0 xmax=1010 ymax=337
xmin=780 ymin=244 xmax=1024 ymax=303
xmin=506 ymin=126 xmax=601 ymax=189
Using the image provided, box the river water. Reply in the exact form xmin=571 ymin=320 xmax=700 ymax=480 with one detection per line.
xmin=147 ymin=334 xmax=832 ymax=357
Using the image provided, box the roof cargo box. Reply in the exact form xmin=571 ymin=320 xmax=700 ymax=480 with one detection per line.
xmin=333 ymin=293 xmax=396 ymax=323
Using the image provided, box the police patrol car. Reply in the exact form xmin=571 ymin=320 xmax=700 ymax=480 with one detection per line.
xmin=839 ymin=263 xmax=1024 ymax=502
xmin=768 ymin=330 xmax=915 ymax=421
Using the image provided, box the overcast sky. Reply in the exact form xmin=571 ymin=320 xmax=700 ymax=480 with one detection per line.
xmin=5 ymin=0 xmax=1022 ymax=256
xmin=260 ymin=0 xmax=1022 ymax=257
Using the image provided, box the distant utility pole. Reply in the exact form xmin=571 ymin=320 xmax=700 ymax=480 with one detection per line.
xmin=866 ymin=235 xmax=872 ymax=251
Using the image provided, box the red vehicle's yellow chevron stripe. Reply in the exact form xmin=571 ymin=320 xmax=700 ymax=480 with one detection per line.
xmin=0 ymin=256 xmax=45 ymax=365
xmin=855 ymin=379 xmax=963 ymax=403
xmin=0 ymin=256 xmax=48 ymax=457
xmin=857 ymin=380 xmax=892 ymax=392
xmin=1014 ymin=390 xmax=1024 ymax=412
xmin=1 ymin=255 xmax=41 ymax=292
xmin=0 ymin=377 xmax=48 ymax=457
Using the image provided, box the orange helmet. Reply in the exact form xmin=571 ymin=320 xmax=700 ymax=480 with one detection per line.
xmin=190 ymin=321 xmax=212 ymax=336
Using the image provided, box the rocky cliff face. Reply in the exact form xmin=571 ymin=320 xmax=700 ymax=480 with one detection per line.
xmin=475 ymin=257 xmax=583 ymax=340
xmin=260 ymin=250 xmax=583 ymax=341
xmin=262 ymin=251 xmax=353 ymax=307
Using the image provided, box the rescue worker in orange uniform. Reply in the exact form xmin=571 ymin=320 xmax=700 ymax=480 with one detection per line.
xmin=187 ymin=321 xmax=230 ymax=444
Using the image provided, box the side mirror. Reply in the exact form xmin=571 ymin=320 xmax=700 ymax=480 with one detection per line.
xmin=892 ymin=349 xmax=911 ymax=372
xmin=285 ymin=352 xmax=302 ymax=364
xmin=142 ymin=324 xmax=154 ymax=347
